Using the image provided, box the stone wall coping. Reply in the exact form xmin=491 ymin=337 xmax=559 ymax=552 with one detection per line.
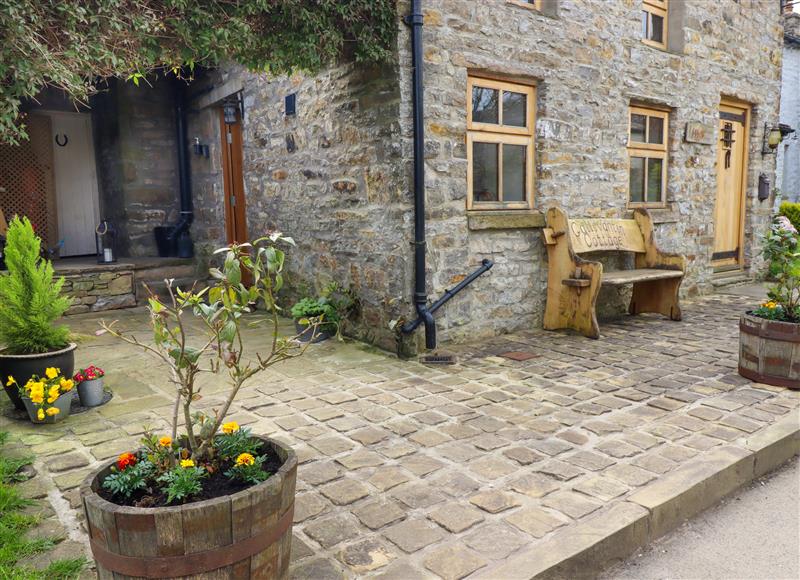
xmin=467 ymin=209 xmax=546 ymax=231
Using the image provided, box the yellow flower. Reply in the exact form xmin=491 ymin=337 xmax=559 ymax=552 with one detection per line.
xmin=45 ymin=367 xmax=59 ymax=380
xmin=236 ymin=453 xmax=255 ymax=466
xmin=60 ymin=378 xmax=74 ymax=392
xmin=762 ymin=301 xmax=778 ymax=309
xmin=180 ymin=459 xmax=195 ymax=468
xmin=221 ymin=421 xmax=240 ymax=434
xmin=37 ymin=409 xmax=45 ymax=421
xmin=29 ymin=393 xmax=44 ymax=404
xmin=158 ymin=436 xmax=172 ymax=448
xmin=6 ymin=376 xmax=15 ymax=386
xmin=46 ymin=407 xmax=60 ymax=416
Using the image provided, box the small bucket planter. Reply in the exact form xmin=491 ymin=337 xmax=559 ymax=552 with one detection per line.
xmin=81 ymin=437 xmax=297 ymax=579
xmin=74 ymin=365 xmax=106 ymax=407
xmin=294 ymin=320 xmax=332 ymax=343
xmin=22 ymin=391 xmax=73 ymax=424
xmin=739 ymin=313 xmax=800 ymax=389
xmin=0 ymin=343 xmax=77 ymax=410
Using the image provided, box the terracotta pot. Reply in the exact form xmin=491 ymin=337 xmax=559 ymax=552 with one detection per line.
xmin=81 ymin=436 xmax=297 ymax=579
xmin=21 ymin=391 xmax=74 ymax=423
xmin=0 ymin=343 xmax=77 ymax=410
xmin=739 ymin=313 xmax=800 ymax=389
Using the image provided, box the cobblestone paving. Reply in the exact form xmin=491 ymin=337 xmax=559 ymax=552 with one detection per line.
xmin=1 ymin=292 xmax=799 ymax=579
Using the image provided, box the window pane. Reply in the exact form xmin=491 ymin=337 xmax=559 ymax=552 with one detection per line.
xmin=650 ymin=14 xmax=664 ymax=43
xmin=503 ymin=91 xmax=527 ymax=127
xmin=630 ymin=114 xmax=646 ymax=143
xmin=647 ymin=158 xmax=663 ymax=202
xmin=641 ymin=11 xmax=649 ymax=39
xmin=648 ymin=116 xmax=664 ymax=144
xmin=503 ymin=144 xmax=526 ymax=202
xmin=629 ymin=156 xmax=645 ymax=203
xmin=472 ymin=87 xmax=499 ymax=124
xmin=473 ymin=142 xmax=499 ymax=202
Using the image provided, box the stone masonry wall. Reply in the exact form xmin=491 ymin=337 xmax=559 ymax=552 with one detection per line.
xmin=188 ymin=63 xmax=411 ymax=352
xmin=396 ymin=0 xmax=783 ymax=345
xmin=60 ymin=265 xmax=136 ymax=315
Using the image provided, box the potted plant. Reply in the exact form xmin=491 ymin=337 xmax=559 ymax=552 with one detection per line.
xmin=81 ymin=234 xmax=315 ymax=579
xmin=739 ymin=216 xmax=800 ymax=389
xmin=290 ymin=282 xmax=355 ymax=342
xmin=74 ymin=365 xmax=106 ymax=407
xmin=6 ymin=368 xmax=76 ymax=423
xmin=0 ymin=217 xmax=74 ymax=410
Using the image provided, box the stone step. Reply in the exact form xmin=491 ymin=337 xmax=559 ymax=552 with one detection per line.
xmin=711 ymin=271 xmax=751 ymax=288
xmin=135 ymin=277 xmax=207 ymax=303
xmin=135 ymin=263 xmax=198 ymax=283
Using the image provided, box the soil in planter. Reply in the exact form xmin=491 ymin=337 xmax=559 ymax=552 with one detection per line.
xmin=98 ymin=443 xmax=284 ymax=508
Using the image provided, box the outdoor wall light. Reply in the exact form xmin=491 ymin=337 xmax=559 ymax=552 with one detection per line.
xmin=762 ymin=123 xmax=783 ymax=155
xmin=192 ymin=137 xmax=209 ymax=158
xmin=223 ymin=102 xmax=239 ymax=125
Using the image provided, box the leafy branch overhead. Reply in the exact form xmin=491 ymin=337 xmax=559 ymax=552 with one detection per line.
xmin=0 ymin=0 xmax=398 ymax=143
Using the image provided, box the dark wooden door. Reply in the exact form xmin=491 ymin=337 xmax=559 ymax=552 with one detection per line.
xmin=219 ymin=109 xmax=248 ymax=245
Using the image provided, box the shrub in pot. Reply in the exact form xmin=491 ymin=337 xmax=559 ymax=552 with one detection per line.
xmin=739 ymin=216 xmax=800 ymax=388
xmin=0 ymin=217 xmax=74 ymax=410
xmin=74 ymin=365 xmax=106 ymax=407
xmin=6 ymin=368 xmax=76 ymax=423
xmin=82 ymin=234 xmax=315 ymax=579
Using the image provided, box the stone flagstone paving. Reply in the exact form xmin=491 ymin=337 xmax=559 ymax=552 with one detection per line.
xmin=1 ymin=291 xmax=799 ymax=579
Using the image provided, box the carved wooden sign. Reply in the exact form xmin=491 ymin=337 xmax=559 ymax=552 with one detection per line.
xmin=684 ymin=121 xmax=714 ymax=145
xmin=568 ymin=219 xmax=645 ymax=253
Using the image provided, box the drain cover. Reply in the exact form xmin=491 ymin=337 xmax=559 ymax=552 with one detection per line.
xmin=420 ymin=354 xmax=457 ymax=365
xmin=499 ymin=351 xmax=540 ymax=361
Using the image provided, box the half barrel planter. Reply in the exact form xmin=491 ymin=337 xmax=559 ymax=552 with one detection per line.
xmin=739 ymin=313 xmax=800 ymax=389
xmin=81 ymin=437 xmax=297 ymax=579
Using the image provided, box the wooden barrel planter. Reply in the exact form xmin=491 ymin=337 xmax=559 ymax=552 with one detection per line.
xmin=739 ymin=313 xmax=800 ymax=389
xmin=81 ymin=437 xmax=297 ymax=579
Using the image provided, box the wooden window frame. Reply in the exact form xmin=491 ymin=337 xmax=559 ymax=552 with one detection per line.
xmin=627 ymin=106 xmax=669 ymax=208
xmin=467 ymin=76 xmax=536 ymax=211
xmin=642 ymin=0 xmax=668 ymax=50
xmin=506 ymin=0 xmax=542 ymax=11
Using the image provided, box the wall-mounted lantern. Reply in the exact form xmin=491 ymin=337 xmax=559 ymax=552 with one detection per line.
xmin=761 ymin=122 xmax=797 ymax=155
xmin=193 ymin=137 xmax=209 ymax=158
xmin=95 ymin=221 xmax=117 ymax=264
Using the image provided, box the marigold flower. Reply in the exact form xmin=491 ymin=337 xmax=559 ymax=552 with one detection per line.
xmin=46 ymin=407 xmax=60 ymax=416
xmin=180 ymin=459 xmax=195 ymax=468
xmin=45 ymin=367 xmax=59 ymax=380
xmin=37 ymin=409 xmax=45 ymax=421
xmin=158 ymin=436 xmax=172 ymax=448
xmin=6 ymin=376 xmax=15 ymax=386
xmin=221 ymin=421 xmax=240 ymax=434
xmin=117 ymin=452 xmax=137 ymax=471
xmin=236 ymin=453 xmax=255 ymax=466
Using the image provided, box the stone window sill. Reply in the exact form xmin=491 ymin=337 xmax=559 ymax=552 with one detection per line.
xmin=467 ymin=210 xmax=545 ymax=231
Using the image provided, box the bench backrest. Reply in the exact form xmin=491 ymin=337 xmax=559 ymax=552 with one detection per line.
xmin=567 ymin=218 xmax=645 ymax=254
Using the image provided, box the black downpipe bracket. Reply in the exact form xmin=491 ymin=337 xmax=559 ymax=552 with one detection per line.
xmin=400 ymin=0 xmax=494 ymax=349
xmin=169 ymin=79 xmax=194 ymax=257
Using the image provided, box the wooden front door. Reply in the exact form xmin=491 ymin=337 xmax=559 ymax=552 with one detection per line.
xmin=712 ymin=101 xmax=749 ymax=269
xmin=219 ymin=109 xmax=248 ymax=245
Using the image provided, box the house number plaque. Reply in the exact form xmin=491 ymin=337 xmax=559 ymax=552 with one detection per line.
xmin=684 ymin=122 xmax=714 ymax=145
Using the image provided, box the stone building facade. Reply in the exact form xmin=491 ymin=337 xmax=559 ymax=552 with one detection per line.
xmin=181 ymin=0 xmax=782 ymax=351
xmin=779 ymin=11 xmax=800 ymax=201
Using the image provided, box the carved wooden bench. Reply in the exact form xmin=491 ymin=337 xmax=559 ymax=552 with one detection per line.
xmin=542 ymin=206 xmax=686 ymax=339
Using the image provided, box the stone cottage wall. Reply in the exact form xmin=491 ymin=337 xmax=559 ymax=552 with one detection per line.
xmin=395 ymin=0 xmax=783 ymax=344
xmin=188 ymin=62 xmax=411 ymax=351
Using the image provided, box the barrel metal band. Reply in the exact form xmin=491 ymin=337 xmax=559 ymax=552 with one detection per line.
xmin=739 ymin=320 xmax=800 ymax=343
xmin=91 ymin=503 xmax=294 ymax=578
xmin=738 ymin=366 xmax=800 ymax=390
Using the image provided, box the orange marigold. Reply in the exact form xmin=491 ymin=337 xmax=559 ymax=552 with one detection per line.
xmin=117 ymin=452 xmax=137 ymax=471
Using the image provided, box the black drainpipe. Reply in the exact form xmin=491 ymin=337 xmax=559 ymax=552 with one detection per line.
xmin=168 ymin=78 xmax=194 ymax=257
xmin=400 ymin=0 xmax=493 ymax=350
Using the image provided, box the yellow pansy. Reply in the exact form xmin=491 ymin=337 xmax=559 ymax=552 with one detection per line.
xmin=6 ymin=376 xmax=15 ymax=386
xmin=29 ymin=393 xmax=44 ymax=404
xmin=221 ymin=421 xmax=240 ymax=434
xmin=46 ymin=407 xmax=60 ymax=416
xmin=60 ymin=378 xmax=74 ymax=391
xmin=180 ymin=459 xmax=195 ymax=468
xmin=45 ymin=367 xmax=59 ymax=380
xmin=37 ymin=409 xmax=45 ymax=421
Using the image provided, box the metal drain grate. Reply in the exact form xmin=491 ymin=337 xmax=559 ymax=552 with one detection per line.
xmin=420 ymin=354 xmax=457 ymax=365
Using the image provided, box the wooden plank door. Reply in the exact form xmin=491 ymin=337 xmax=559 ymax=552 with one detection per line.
xmin=219 ymin=109 xmax=248 ymax=245
xmin=712 ymin=101 xmax=749 ymax=269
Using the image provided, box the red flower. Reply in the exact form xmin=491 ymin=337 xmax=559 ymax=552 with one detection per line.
xmin=117 ymin=452 xmax=137 ymax=471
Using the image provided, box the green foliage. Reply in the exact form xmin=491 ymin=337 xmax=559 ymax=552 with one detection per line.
xmin=101 ymin=460 xmax=155 ymax=499
xmin=757 ymin=217 xmax=800 ymax=322
xmin=1 ymin=1 xmax=398 ymax=144
xmin=214 ymin=427 xmax=260 ymax=461
xmin=290 ymin=282 xmax=357 ymax=335
xmin=157 ymin=464 xmax=206 ymax=504
xmin=779 ymin=202 xmax=800 ymax=233
xmin=224 ymin=454 xmax=270 ymax=485
xmin=0 ymin=432 xmax=86 ymax=579
xmin=0 ymin=217 xmax=71 ymax=354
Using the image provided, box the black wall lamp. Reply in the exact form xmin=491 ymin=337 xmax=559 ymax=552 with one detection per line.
xmin=762 ymin=123 xmax=795 ymax=155
xmin=193 ymin=137 xmax=209 ymax=158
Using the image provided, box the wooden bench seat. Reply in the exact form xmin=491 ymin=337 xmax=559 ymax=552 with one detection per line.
xmin=543 ymin=207 xmax=686 ymax=339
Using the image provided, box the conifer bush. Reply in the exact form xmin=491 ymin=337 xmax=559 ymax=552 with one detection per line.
xmin=0 ymin=217 xmax=71 ymax=354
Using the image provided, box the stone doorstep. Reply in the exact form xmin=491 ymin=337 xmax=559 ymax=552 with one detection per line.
xmin=475 ymin=414 xmax=800 ymax=580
